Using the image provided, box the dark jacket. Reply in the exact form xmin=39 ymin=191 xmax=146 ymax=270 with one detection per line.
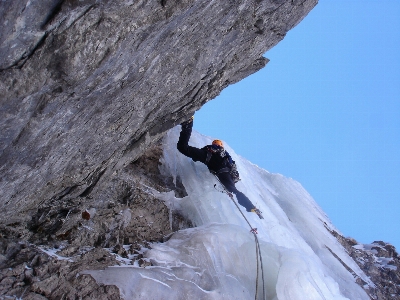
xmin=176 ymin=121 xmax=255 ymax=212
xmin=177 ymin=123 xmax=233 ymax=174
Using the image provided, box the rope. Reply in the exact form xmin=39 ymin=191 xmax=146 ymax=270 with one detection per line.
xmin=255 ymin=231 xmax=260 ymax=299
xmin=213 ymin=178 xmax=266 ymax=300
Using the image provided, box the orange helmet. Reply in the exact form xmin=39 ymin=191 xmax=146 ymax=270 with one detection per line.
xmin=212 ymin=139 xmax=223 ymax=147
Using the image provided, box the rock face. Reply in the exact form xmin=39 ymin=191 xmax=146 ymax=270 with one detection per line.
xmin=2 ymin=1 xmax=399 ymax=300
xmin=0 ymin=143 xmax=191 ymax=299
xmin=329 ymin=230 xmax=400 ymax=300
xmin=0 ymin=0 xmax=318 ymax=223
xmin=0 ymin=242 xmax=122 ymax=300
xmin=0 ymin=0 xmax=322 ymax=298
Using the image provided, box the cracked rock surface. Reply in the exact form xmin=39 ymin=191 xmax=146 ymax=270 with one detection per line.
xmin=0 ymin=0 xmax=319 ymax=298
xmin=329 ymin=230 xmax=400 ymax=300
xmin=0 ymin=143 xmax=192 ymax=299
xmin=1 ymin=2 xmax=399 ymax=299
xmin=0 ymin=0 xmax=318 ymax=223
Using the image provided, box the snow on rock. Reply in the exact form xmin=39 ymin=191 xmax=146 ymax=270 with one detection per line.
xmin=354 ymin=243 xmax=398 ymax=271
xmin=85 ymin=127 xmax=371 ymax=300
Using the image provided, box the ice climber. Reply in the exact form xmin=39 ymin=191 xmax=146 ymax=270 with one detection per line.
xmin=177 ymin=117 xmax=264 ymax=219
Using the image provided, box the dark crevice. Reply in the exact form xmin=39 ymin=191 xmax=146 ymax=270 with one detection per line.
xmin=254 ymin=19 xmax=264 ymax=34
xmin=120 ymin=131 xmax=148 ymax=161
xmin=41 ymin=0 xmax=65 ymax=30
xmin=57 ymin=3 xmax=96 ymax=33
xmin=0 ymin=3 xmax=95 ymax=72
xmin=291 ymin=0 xmax=307 ymax=5
xmin=23 ymin=33 xmax=48 ymax=64
xmin=192 ymin=81 xmax=208 ymax=102
xmin=79 ymin=167 xmax=107 ymax=197
xmin=54 ymin=185 xmax=80 ymax=201
xmin=207 ymin=64 xmax=228 ymax=91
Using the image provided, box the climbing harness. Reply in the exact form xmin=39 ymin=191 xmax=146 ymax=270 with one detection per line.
xmin=206 ymin=146 xmax=240 ymax=183
xmin=213 ymin=178 xmax=266 ymax=300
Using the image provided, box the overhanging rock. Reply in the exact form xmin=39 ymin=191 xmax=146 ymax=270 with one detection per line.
xmin=0 ymin=0 xmax=317 ymax=222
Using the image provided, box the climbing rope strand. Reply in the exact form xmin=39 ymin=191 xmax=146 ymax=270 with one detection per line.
xmin=254 ymin=232 xmax=260 ymax=300
xmin=232 ymin=196 xmax=265 ymax=300
xmin=254 ymin=234 xmax=266 ymax=299
xmin=213 ymin=178 xmax=266 ymax=300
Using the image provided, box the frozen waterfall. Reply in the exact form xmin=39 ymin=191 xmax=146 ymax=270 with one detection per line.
xmin=85 ymin=127 xmax=372 ymax=300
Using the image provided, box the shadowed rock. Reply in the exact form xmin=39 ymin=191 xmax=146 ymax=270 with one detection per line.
xmin=0 ymin=0 xmax=317 ymax=224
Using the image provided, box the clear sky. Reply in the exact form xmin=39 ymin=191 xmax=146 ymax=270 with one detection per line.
xmin=194 ymin=1 xmax=400 ymax=250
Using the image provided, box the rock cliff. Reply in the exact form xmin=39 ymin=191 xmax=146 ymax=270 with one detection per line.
xmin=329 ymin=230 xmax=400 ymax=300
xmin=0 ymin=143 xmax=191 ymax=299
xmin=8 ymin=1 xmax=400 ymax=299
xmin=0 ymin=0 xmax=317 ymax=224
xmin=1 ymin=142 xmax=399 ymax=299
xmin=1 ymin=1 xmax=319 ymax=297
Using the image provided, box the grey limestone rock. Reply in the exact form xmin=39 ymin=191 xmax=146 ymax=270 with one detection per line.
xmin=0 ymin=142 xmax=191 ymax=299
xmin=0 ymin=0 xmax=318 ymax=223
xmin=1 ymin=2 xmax=398 ymax=299
xmin=0 ymin=1 xmax=319 ymax=298
xmin=329 ymin=229 xmax=400 ymax=299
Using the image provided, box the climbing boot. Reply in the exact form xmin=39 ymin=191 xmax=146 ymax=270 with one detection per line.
xmin=251 ymin=208 xmax=264 ymax=219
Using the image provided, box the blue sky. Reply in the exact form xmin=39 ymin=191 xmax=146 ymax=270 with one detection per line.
xmin=194 ymin=1 xmax=400 ymax=249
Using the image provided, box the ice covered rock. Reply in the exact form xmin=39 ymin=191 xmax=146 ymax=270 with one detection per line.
xmin=85 ymin=128 xmax=373 ymax=300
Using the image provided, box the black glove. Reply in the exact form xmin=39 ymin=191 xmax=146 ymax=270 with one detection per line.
xmin=180 ymin=116 xmax=194 ymax=129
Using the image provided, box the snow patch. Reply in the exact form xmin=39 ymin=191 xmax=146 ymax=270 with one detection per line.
xmin=37 ymin=246 xmax=74 ymax=262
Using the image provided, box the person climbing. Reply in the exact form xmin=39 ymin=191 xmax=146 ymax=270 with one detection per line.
xmin=177 ymin=116 xmax=264 ymax=219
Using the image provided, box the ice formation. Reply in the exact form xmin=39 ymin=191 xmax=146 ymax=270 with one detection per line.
xmin=85 ymin=127 xmax=372 ymax=300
